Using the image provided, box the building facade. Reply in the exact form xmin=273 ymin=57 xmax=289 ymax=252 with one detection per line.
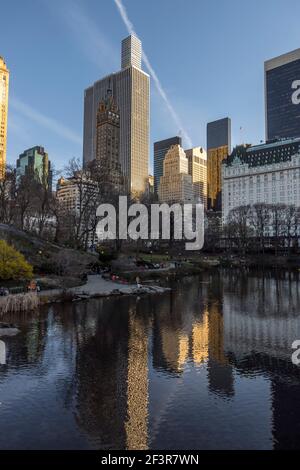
xmin=0 ymin=56 xmax=9 ymax=180
xmin=185 ymin=146 xmax=207 ymax=207
xmin=207 ymin=117 xmax=231 ymax=211
xmin=265 ymin=48 xmax=300 ymax=141
xmin=16 ymin=146 xmax=52 ymax=190
xmin=94 ymin=90 xmax=123 ymax=194
xmin=154 ymin=136 xmax=182 ymax=194
xmin=121 ymin=35 xmax=142 ymax=70
xmin=83 ymin=35 xmax=150 ymax=195
xmin=159 ymin=144 xmax=193 ymax=204
xmin=222 ymin=137 xmax=300 ymax=222
xmin=56 ymin=174 xmax=98 ymax=248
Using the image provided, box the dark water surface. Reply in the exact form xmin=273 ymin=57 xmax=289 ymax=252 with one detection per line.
xmin=1 ymin=271 xmax=300 ymax=450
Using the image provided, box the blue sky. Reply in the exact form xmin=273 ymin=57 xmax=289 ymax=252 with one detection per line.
xmin=1 ymin=0 xmax=300 ymax=173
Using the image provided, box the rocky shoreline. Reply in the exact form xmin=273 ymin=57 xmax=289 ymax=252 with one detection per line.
xmin=39 ymin=274 xmax=171 ymax=305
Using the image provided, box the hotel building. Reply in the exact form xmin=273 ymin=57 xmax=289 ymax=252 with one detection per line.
xmin=222 ymin=137 xmax=300 ymax=222
xmin=94 ymin=90 xmax=123 ymax=194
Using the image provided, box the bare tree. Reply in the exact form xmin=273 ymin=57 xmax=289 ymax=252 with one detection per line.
xmin=270 ymin=204 xmax=286 ymax=256
xmin=283 ymin=204 xmax=297 ymax=254
xmin=227 ymin=205 xmax=252 ymax=255
xmin=62 ymin=158 xmax=101 ymax=250
xmin=0 ymin=165 xmax=16 ymax=225
xmin=249 ymin=203 xmax=271 ymax=254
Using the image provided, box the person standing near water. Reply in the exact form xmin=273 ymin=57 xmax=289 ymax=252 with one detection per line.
xmin=136 ymin=276 xmax=141 ymax=288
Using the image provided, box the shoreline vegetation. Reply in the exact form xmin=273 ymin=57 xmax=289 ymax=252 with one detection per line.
xmin=1 ymin=254 xmax=300 ymax=316
xmin=1 ymin=223 xmax=300 ymax=315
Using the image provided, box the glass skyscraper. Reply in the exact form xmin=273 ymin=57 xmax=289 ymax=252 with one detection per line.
xmin=265 ymin=48 xmax=300 ymax=141
xmin=207 ymin=117 xmax=231 ymax=211
xmin=16 ymin=146 xmax=52 ymax=190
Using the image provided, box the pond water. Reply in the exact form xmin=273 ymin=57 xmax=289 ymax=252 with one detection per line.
xmin=0 ymin=270 xmax=300 ymax=450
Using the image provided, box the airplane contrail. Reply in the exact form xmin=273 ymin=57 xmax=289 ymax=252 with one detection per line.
xmin=11 ymin=97 xmax=82 ymax=146
xmin=113 ymin=0 xmax=193 ymax=148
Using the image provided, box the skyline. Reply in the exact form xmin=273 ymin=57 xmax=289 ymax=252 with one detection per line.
xmin=2 ymin=0 xmax=300 ymax=172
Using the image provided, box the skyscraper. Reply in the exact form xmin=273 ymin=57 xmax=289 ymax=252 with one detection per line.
xmin=94 ymin=90 xmax=123 ymax=194
xmin=207 ymin=117 xmax=231 ymax=211
xmin=185 ymin=146 xmax=207 ymax=208
xmin=154 ymin=136 xmax=182 ymax=194
xmin=159 ymin=144 xmax=193 ymax=203
xmin=83 ymin=36 xmax=150 ymax=195
xmin=121 ymin=35 xmax=142 ymax=70
xmin=16 ymin=146 xmax=52 ymax=190
xmin=265 ymin=48 xmax=300 ymax=141
xmin=0 ymin=56 xmax=9 ymax=180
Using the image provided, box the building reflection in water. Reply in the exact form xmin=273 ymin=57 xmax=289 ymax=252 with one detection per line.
xmin=73 ymin=296 xmax=151 ymax=450
xmin=152 ymin=276 xmax=234 ymax=398
xmin=1 ymin=270 xmax=300 ymax=449
xmin=221 ymin=270 xmax=300 ymax=449
xmin=125 ymin=307 xmax=149 ymax=450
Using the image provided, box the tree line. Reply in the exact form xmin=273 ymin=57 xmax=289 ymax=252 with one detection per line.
xmin=205 ymin=203 xmax=300 ymax=255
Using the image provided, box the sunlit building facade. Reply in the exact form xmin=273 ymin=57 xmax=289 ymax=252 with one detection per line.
xmin=158 ymin=144 xmax=193 ymax=203
xmin=222 ymin=137 xmax=300 ymax=222
xmin=0 ymin=56 xmax=9 ymax=180
xmin=83 ymin=35 xmax=150 ymax=195
xmin=207 ymin=117 xmax=231 ymax=211
xmin=186 ymin=146 xmax=208 ymax=207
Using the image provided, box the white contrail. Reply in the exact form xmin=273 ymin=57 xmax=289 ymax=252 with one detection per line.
xmin=46 ymin=0 xmax=118 ymax=71
xmin=113 ymin=0 xmax=193 ymax=148
xmin=10 ymin=97 xmax=82 ymax=146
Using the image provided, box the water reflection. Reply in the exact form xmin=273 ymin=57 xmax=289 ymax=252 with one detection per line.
xmin=0 ymin=271 xmax=300 ymax=449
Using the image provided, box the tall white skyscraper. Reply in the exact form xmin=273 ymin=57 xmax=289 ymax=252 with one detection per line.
xmin=83 ymin=35 xmax=150 ymax=195
xmin=121 ymin=35 xmax=142 ymax=70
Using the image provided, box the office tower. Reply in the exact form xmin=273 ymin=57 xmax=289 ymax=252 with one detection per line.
xmin=16 ymin=146 xmax=52 ymax=190
xmin=186 ymin=146 xmax=207 ymax=207
xmin=94 ymin=90 xmax=123 ymax=194
xmin=222 ymin=137 xmax=300 ymax=222
xmin=0 ymin=56 xmax=9 ymax=180
xmin=83 ymin=35 xmax=150 ymax=195
xmin=159 ymin=144 xmax=193 ymax=203
xmin=154 ymin=136 xmax=182 ymax=194
xmin=207 ymin=117 xmax=231 ymax=211
xmin=121 ymin=35 xmax=142 ymax=69
xmin=265 ymin=48 xmax=300 ymax=141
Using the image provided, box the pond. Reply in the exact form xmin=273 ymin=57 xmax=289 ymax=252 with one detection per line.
xmin=0 ymin=270 xmax=300 ymax=450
